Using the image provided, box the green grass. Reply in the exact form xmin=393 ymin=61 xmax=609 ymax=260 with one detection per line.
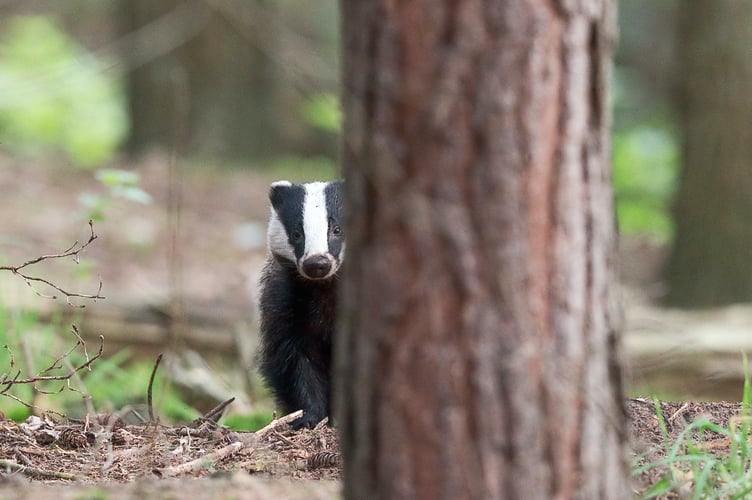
xmin=0 ymin=296 xmax=198 ymax=422
xmin=221 ymin=410 xmax=274 ymax=432
xmin=634 ymin=355 xmax=752 ymax=498
xmin=0 ymin=296 xmax=275 ymax=430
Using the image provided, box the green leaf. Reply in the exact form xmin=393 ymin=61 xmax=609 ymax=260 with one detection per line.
xmin=112 ymin=185 xmax=152 ymax=205
xmin=301 ymin=93 xmax=341 ymax=132
xmin=94 ymin=168 xmax=140 ymax=188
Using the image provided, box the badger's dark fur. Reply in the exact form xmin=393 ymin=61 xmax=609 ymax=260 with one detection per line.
xmin=258 ymin=180 xmax=344 ymax=429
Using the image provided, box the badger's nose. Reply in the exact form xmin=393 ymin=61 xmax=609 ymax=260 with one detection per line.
xmin=302 ymin=256 xmax=332 ymax=279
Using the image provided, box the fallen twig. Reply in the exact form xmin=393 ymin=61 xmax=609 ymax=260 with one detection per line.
xmin=254 ymin=410 xmax=304 ymax=438
xmin=156 ymin=440 xmax=243 ymax=477
xmin=668 ymin=402 xmax=690 ymax=424
xmin=159 ymin=410 xmax=308 ymax=478
xmin=0 ymin=458 xmax=81 ymax=481
xmin=196 ymin=396 xmax=235 ymax=424
xmin=271 ymin=429 xmax=296 ymax=447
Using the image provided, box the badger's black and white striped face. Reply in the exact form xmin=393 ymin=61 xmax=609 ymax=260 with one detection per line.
xmin=267 ymin=180 xmax=344 ymax=280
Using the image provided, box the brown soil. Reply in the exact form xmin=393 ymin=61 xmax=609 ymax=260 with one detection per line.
xmin=0 ymin=411 xmax=341 ymax=498
xmin=628 ymin=399 xmax=745 ymax=498
xmin=0 ymin=399 xmax=744 ymax=498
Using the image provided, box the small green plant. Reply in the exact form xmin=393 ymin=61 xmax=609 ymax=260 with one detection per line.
xmin=0 ymin=301 xmax=199 ymax=423
xmin=635 ymin=355 xmax=752 ymax=498
xmin=0 ymin=304 xmax=100 ymax=420
xmin=63 ymin=351 xmax=199 ymax=423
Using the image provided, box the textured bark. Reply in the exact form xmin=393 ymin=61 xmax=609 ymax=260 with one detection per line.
xmin=664 ymin=1 xmax=752 ymax=307
xmin=337 ymin=1 xmax=627 ymax=499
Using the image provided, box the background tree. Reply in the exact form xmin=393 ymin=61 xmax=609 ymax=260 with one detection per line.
xmin=337 ymin=1 xmax=628 ymax=498
xmin=663 ymin=1 xmax=752 ymax=307
xmin=119 ymin=0 xmax=339 ymax=159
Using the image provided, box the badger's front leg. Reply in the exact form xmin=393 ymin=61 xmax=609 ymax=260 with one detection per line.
xmin=260 ymin=336 xmax=330 ymax=429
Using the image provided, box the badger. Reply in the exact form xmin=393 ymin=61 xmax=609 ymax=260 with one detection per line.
xmin=258 ymin=179 xmax=344 ymax=429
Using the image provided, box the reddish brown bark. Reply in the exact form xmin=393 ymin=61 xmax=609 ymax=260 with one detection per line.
xmin=337 ymin=1 xmax=628 ymax=499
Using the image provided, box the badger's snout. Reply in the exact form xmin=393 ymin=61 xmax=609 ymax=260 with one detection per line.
xmin=301 ymin=255 xmax=333 ymax=279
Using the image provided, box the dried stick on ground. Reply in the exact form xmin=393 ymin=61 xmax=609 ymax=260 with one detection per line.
xmin=0 ymin=220 xmax=105 ymax=306
xmin=157 ymin=410 xmax=306 ymax=478
xmin=0 ymin=458 xmax=81 ymax=481
xmin=156 ymin=441 xmax=244 ymax=477
xmin=195 ymin=397 xmax=235 ymax=424
xmin=253 ymin=410 xmax=304 ymax=438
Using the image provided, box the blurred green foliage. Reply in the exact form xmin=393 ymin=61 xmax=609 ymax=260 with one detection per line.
xmin=612 ymin=125 xmax=678 ymax=241
xmin=67 ymin=349 xmax=200 ymax=422
xmin=262 ymin=154 xmax=339 ymax=182
xmin=301 ymin=92 xmax=341 ymax=133
xmin=78 ymin=168 xmax=153 ymax=221
xmin=612 ymin=55 xmax=680 ymax=242
xmin=221 ymin=411 xmax=274 ymax=432
xmin=0 ymin=15 xmax=127 ymax=167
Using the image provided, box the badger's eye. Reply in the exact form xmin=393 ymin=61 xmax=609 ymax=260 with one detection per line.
xmin=331 ymin=224 xmax=342 ymax=236
xmin=292 ymin=228 xmax=303 ymax=242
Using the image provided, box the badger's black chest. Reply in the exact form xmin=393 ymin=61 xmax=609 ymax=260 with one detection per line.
xmin=289 ymin=273 xmax=337 ymax=367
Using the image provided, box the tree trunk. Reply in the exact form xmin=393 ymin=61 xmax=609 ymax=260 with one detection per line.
xmin=663 ymin=1 xmax=752 ymax=307
xmin=119 ymin=0 xmax=332 ymax=159
xmin=337 ymin=1 xmax=628 ymax=499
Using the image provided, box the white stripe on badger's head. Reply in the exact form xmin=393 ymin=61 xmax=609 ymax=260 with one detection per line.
xmin=301 ymin=182 xmax=330 ymax=260
xmin=266 ymin=180 xmax=344 ymax=280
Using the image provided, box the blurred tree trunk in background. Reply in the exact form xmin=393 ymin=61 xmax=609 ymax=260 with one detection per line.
xmin=119 ymin=0 xmax=337 ymax=159
xmin=664 ymin=1 xmax=752 ymax=307
xmin=337 ymin=1 xmax=628 ymax=499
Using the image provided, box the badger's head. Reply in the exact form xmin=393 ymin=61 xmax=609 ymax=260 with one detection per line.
xmin=267 ymin=180 xmax=344 ymax=280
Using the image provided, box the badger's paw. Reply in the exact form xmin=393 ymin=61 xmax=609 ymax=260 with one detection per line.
xmin=290 ymin=413 xmax=328 ymax=430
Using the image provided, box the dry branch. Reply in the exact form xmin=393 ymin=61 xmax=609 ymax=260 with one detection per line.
xmin=0 ymin=220 xmax=105 ymax=306
xmin=0 ymin=331 xmax=104 ymax=415
xmin=0 ymin=334 xmax=104 ymax=389
xmin=0 ymin=458 xmax=81 ymax=481
xmin=157 ymin=410 xmax=306 ymax=478
xmin=147 ymin=354 xmax=163 ymax=423
xmin=196 ymin=396 xmax=235 ymax=424
xmin=156 ymin=441 xmax=243 ymax=477
xmin=254 ymin=410 xmax=304 ymax=438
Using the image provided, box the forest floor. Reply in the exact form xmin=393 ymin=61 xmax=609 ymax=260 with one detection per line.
xmin=0 ymin=399 xmax=744 ymax=498
xmin=0 ymin=154 xmax=749 ymax=497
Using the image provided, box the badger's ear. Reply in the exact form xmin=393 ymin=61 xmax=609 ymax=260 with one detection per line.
xmin=269 ymin=180 xmax=292 ymax=209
